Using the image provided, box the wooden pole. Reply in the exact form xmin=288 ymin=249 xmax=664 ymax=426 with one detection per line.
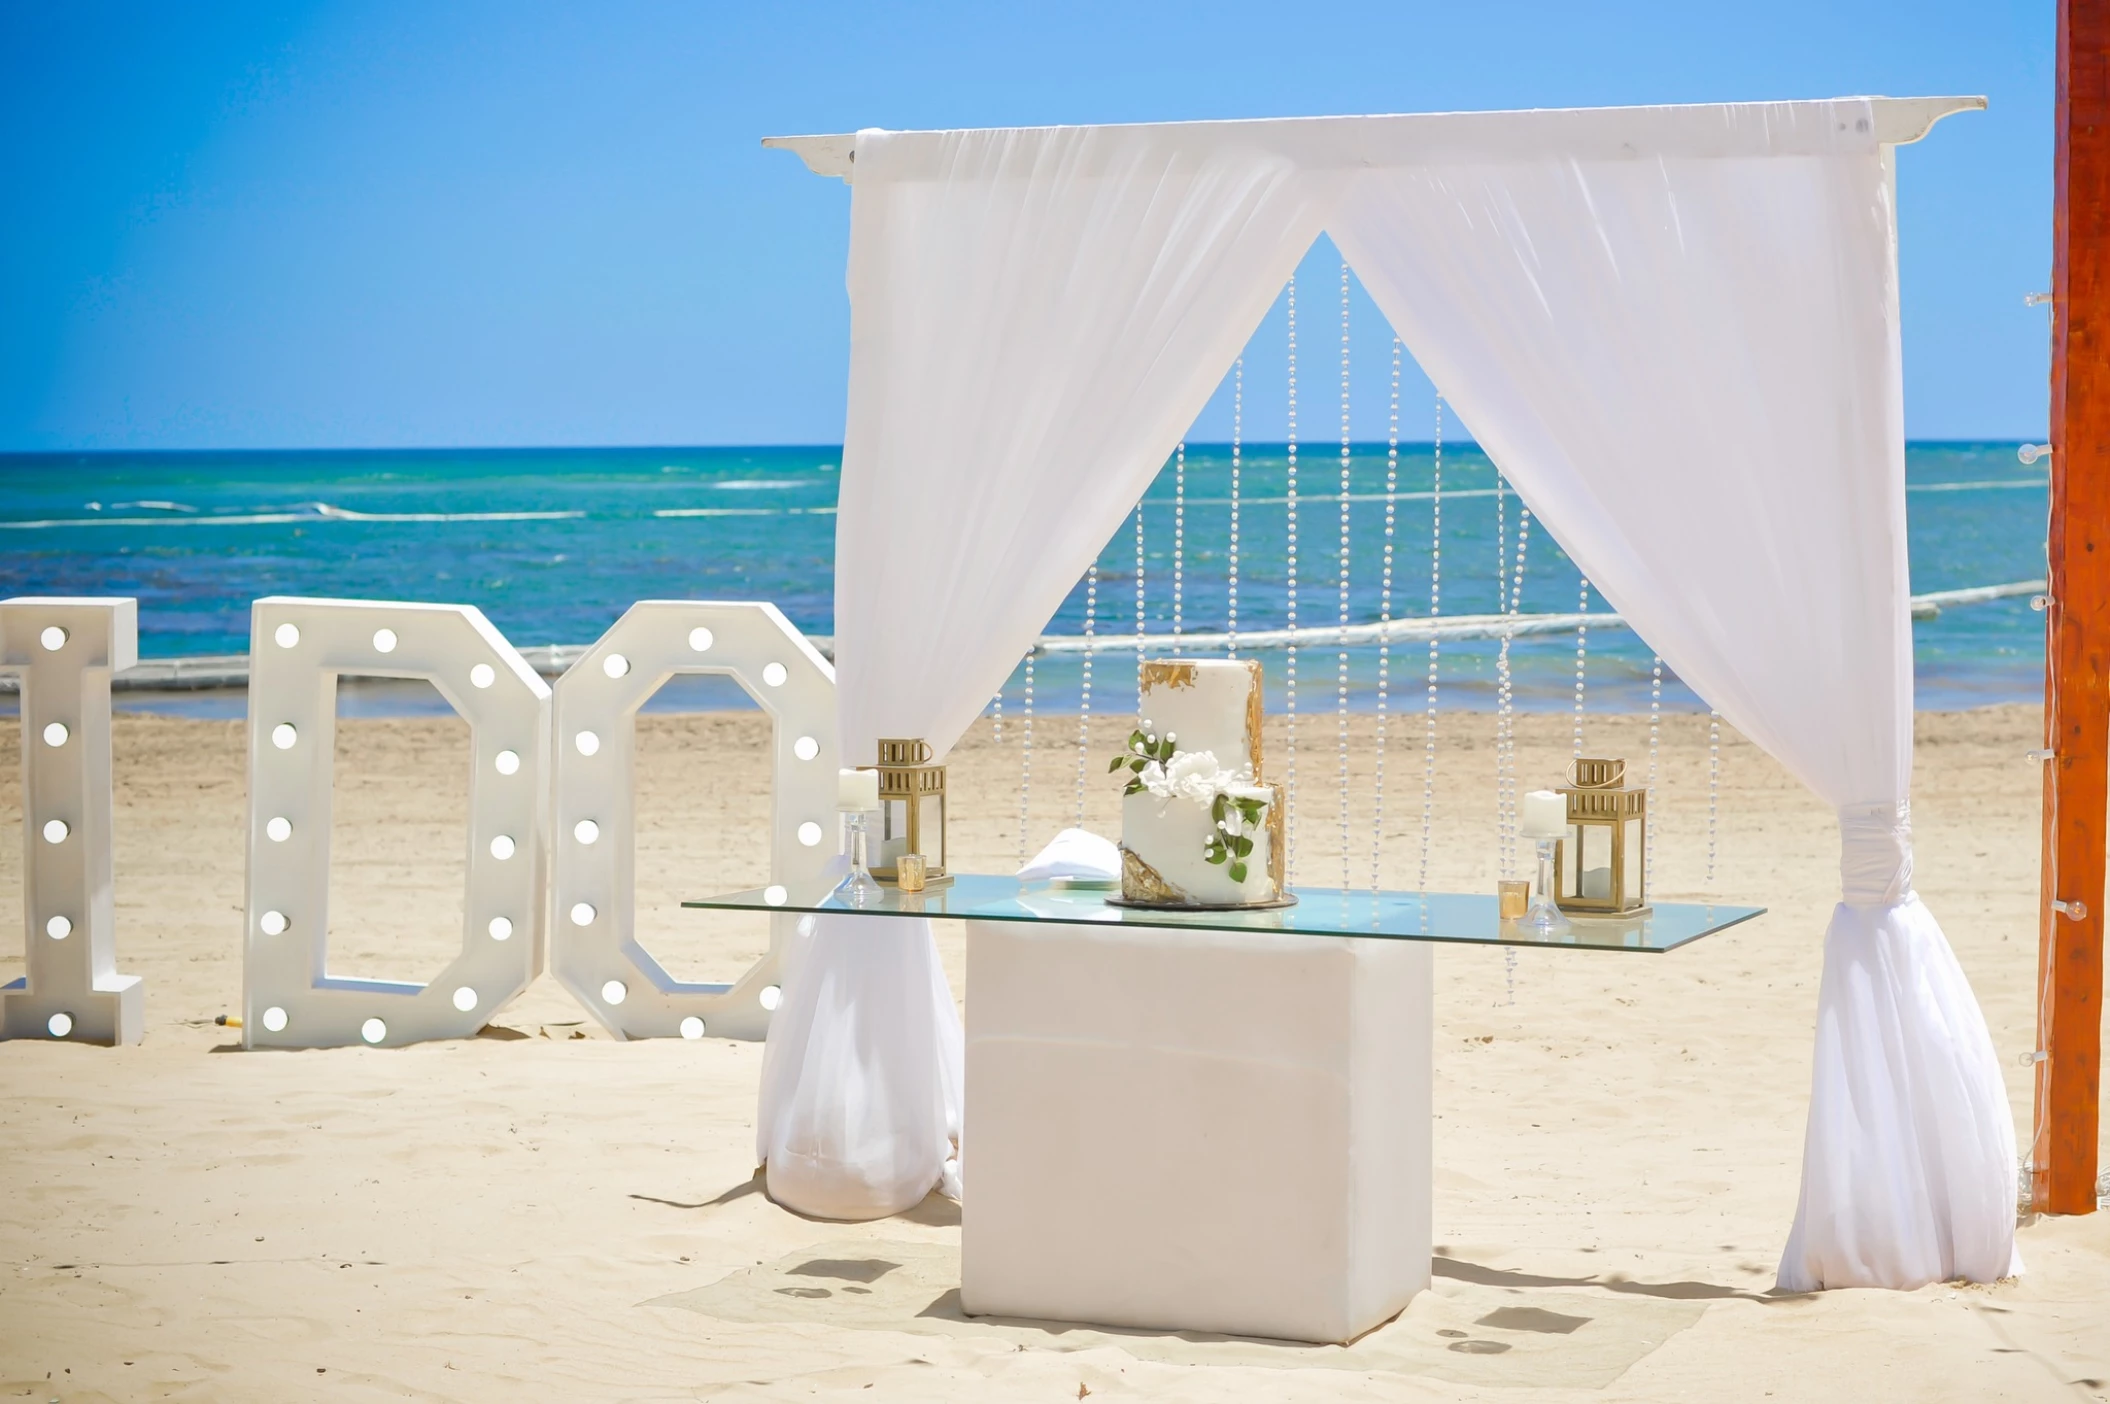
xmin=2035 ymin=0 xmax=2110 ymax=1217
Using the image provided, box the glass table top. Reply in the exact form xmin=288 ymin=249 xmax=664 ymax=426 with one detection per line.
xmin=683 ymin=875 xmax=1763 ymax=953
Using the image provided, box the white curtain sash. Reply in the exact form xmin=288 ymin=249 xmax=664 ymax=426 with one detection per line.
xmin=1838 ymin=800 xmax=1915 ymax=908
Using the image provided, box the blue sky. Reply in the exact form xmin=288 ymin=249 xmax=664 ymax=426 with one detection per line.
xmin=0 ymin=1 xmax=2053 ymax=450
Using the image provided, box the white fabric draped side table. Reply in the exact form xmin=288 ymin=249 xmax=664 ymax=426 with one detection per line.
xmin=961 ymin=920 xmax=1433 ymax=1344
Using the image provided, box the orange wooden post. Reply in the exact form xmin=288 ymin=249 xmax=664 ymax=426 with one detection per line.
xmin=2035 ymin=0 xmax=2110 ymax=1216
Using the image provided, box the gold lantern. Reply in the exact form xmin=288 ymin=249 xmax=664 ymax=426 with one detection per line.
xmin=868 ymin=737 xmax=949 ymax=888
xmin=1553 ymin=757 xmax=1648 ymax=915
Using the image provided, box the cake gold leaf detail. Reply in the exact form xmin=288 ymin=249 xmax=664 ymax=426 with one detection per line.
xmin=1138 ymin=659 xmax=1200 ymax=691
xmin=1119 ymin=846 xmax=1185 ymax=904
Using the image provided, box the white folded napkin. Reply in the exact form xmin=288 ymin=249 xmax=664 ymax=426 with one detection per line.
xmin=1015 ymin=827 xmax=1122 ymax=883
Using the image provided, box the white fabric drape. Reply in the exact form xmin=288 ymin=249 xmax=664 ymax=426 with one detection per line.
xmin=1329 ymin=117 xmax=2015 ymax=1288
xmin=833 ymin=125 xmax=1336 ymax=754
xmin=768 ymin=100 xmax=2016 ymax=1283
xmin=756 ymin=125 xmax=1333 ymax=1220
xmin=755 ymin=905 xmax=964 ymax=1220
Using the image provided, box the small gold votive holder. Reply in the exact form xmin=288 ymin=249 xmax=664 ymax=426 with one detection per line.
xmin=1497 ymin=879 xmax=1530 ymax=921
xmin=897 ymin=853 xmax=928 ymax=893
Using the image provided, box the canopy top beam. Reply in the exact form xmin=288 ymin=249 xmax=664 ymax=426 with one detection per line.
xmin=763 ymin=95 xmax=1984 ymax=183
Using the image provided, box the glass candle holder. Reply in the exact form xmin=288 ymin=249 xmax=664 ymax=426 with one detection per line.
xmin=839 ymin=812 xmax=884 ymax=906
xmin=1525 ymin=837 xmax=1570 ymax=937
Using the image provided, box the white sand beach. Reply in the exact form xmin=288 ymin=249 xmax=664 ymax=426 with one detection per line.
xmin=1 ymin=705 xmax=2105 ymax=1401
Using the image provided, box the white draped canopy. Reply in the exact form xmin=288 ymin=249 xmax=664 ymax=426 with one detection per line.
xmin=755 ymin=97 xmax=2018 ymax=1288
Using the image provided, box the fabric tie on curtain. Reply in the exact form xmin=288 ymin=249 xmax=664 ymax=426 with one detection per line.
xmin=1839 ymin=801 xmax=1915 ymax=906
xmin=755 ymin=124 xmax=1336 ymax=1220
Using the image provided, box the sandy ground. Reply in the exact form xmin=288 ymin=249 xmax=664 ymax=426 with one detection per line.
xmin=1 ymin=703 xmax=2106 ymax=1402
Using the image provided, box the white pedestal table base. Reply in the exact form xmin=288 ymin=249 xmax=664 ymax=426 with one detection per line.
xmin=961 ymin=918 xmax=1432 ymax=1345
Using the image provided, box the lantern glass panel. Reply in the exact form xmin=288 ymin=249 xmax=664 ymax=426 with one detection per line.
xmin=1579 ymin=822 xmax=1614 ymax=901
xmin=916 ymin=791 xmax=945 ymax=871
xmin=879 ymin=796 xmax=912 ymax=867
xmin=1623 ymin=814 xmax=1644 ymax=903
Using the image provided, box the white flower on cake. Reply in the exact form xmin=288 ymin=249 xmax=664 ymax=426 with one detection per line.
xmin=1134 ymin=748 xmax=1245 ymax=803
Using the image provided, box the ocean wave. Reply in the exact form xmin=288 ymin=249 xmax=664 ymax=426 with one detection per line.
xmin=0 ymin=501 xmax=585 ymax=529
xmin=0 ymin=511 xmax=311 ymax=529
xmin=712 ymin=479 xmax=810 ymax=490
xmin=654 ymin=506 xmax=818 ymax=517
xmin=307 ymin=503 xmax=583 ymax=522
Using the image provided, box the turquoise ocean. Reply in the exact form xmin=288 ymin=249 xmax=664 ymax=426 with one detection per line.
xmin=0 ymin=443 xmax=2048 ymax=717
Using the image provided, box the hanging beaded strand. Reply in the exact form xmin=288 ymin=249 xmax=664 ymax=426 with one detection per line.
xmin=993 ymin=686 xmax=1007 ymax=856
xmin=1285 ymin=273 xmax=1299 ymax=874
xmin=1172 ymin=443 xmax=1186 ymax=655
xmin=1646 ymin=655 xmax=1662 ymax=898
xmin=1493 ymin=479 xmax=1520 ymax=877
xmin=1491 ymin=471 xmax=1509 ymax=873
xmin=1375 ymin=334 xmax=1399 ymax=893
xmin=1572 ymin=577 xmax=1590 ymax=758
xmin=1338 ymin=261 xmax=1353 ymax=891
xmin=1020 ymin=652 xmax=1035 ymax=867
xmin=1707 ymin=708 xmax=1722 ymax=888
xmin=1496 ymin=482 xmax=1531 ymax=1010
xmin=1075 ymin=563 xmax=1097 ymax=826
xmin=1505 ymin=507 xmax=1533 ymax=860
xmin=1228 ymin=358 xmax=1242 ymax=655
xmin=1134 ymin=501 xmax=1147 ymax=721
xmin=1418 ymin=391 xmax=1443 ymax=896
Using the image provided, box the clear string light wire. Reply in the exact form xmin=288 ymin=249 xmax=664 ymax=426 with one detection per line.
xmin=1228 ymin=358 xmax=1242 ymax=655
xmin=1572 ymin=576 xmax=1590 ymax=758
xmin=1375 ymin=334 xmax=1399 ymax=893
xmin=1338 ymin=261 xmax=1353 ymax=891
xmin=1285 ymin=273 xmax=1299 ymax=873
xmin=1173 ymin=443 xmax=1186 ymax=654
xmin=1076 ymin=563 xmax=1097 ymax=825
xmin=1418 ymin=390 xmax=1443 ymax=896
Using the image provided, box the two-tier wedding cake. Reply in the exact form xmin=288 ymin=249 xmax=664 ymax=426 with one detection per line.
xmin=1111 ymin=658 xmax=1286 ymax=907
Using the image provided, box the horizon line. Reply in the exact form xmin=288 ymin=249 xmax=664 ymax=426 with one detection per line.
xmin=0 ymin=436 xmax=2048 ymax=458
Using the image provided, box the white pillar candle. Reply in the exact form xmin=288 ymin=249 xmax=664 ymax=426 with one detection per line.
xmin=1520 ymin=789 xmax=1567 ymax=841
xmin=837 ymin=767 xmax=880 ymax=812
